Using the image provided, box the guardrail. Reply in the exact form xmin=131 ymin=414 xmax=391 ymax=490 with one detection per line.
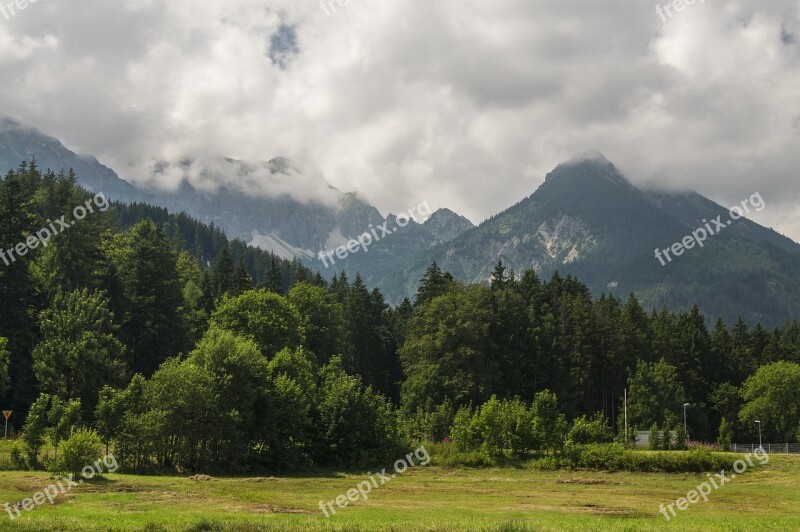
xmin=731 ymin=443 xmax=800 ymax=454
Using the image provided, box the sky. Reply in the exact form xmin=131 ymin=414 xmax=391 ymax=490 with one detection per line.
xmin=1 ymin=0 xmax=799 ymax=239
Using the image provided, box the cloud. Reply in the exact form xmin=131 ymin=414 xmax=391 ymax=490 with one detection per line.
xmin=0 ymin=0 xmax=798 ymax=237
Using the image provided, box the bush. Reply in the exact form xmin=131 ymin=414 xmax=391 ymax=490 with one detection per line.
xmin=554 ymin=444 xmax=735 ymax=473
xmin=716 ymin=417 xmax=732 ymax=451
xmin=9 ymin=441 xmax=28 ymax=470
xmin=648 ymin=423 xmax=660 ymax=450
xmin=51 ymin=429 xmax=103 ymax=479
xmin=425 ymin=441 xmax=514 ymax=468
xmin=450 ymin=393 xmax=566 ymax=458
xmin=568 ymin=413 xmax=614 ymax=444
xmin=406 ymin=400 xmax=455 ymax=442
xmin=674 ymin=424 xmax=688 ymax=450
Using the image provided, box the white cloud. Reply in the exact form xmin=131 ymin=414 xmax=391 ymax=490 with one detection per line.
xmin=0 ymin=0 xmax=798 ymax=237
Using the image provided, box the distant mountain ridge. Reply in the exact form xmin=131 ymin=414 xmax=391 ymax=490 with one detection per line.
xmin=2 ymin=119 xmax=799 ymax=326
xmin=0 ymin=117 xmax=475 ymax=261
xmin=380 ymin=152 xmax=800 ymax=325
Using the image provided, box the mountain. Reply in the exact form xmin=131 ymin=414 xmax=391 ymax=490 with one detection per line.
xmin=3 ymin=119 xmax=799 ymax=325
xmin=384 ymin=151 xmax=800 ymax=326
xmin=0 ymin=117 xmax=473 ymax=265
xmin=0 ymin=117 xmax=148 ymax=202
xmin=314 ymin=208 xmax=475 ymax=294
xmin=139 ymin=157 xmax=388 ymax=259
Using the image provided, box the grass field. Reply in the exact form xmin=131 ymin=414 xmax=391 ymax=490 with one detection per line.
xmin=0 ymin=454 xmax=798 ymax=531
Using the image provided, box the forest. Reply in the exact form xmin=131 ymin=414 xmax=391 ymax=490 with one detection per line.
xmin=1 ymin=161 xmax=799 ymax=474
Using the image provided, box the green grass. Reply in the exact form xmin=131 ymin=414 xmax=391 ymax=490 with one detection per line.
xmin=0 ymin=455 xmax=798 ymax=530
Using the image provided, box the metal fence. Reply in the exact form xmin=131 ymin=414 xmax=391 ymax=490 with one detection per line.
xmin=731 ymin=443 xmax=800 ymax=454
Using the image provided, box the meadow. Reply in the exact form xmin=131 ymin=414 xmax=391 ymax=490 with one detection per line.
xmin=0 ymin=453 xmax=798 ymax=531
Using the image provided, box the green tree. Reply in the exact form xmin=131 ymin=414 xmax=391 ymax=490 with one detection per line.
xmin=231 ymin=260 xmax=252 ymax=296
xmin=143 ymin=358 xmax=222 ymax=471
xmin=32 ymin=289 xmax=126 ymax=417
xmin=0 ymin=169 xmax=38 ymax=411
xmin=626 ymin=359 xmax=685 ymax=428
xmin=315 ymin=357 xmax=405 ymax=466
xmin=490 ymin=261 xmax=511 ymax=291
xmin=414 ymin=262 xmax=450 ymax=306
xmin=400 ymin=284 xmax=494 ymax=413
xmin=717 ymin=418 xmax=733 ymax=451
xmin=52 ymin=429 xmax=103 ymax=479
xmin=287 ymin=282 xmax=344 ymax=365
xmin=674 ymin=423 xmax=688 ymax=450
xmin=212 ymin=289 xmax=303 ymax=358
xmin=260 ymin=255 xmax=284 ymax=294
xmin=97 ymin=375 xmax=148 ymax=470
xmin=264 ymin=369 xmax=313 ymax=467
xmin=109 ymin=221 xmax=189 ymax=376
xmin=21 ymin=394 xmax=51 ymax=465
xmin=568 ymin=413 xmax=615 ymax=445
xmin=0 ymin=338 xmax=10 ymax=400
xmin=531 ymin=390 xmax=567 ymax=453
xmin=341 ymin=275 xmax=396 ymax=397
xmin=47 ymin=398 xmax=82 ymax=461
xmin=739 ymin=362 xmax=800 ymax=441
xmin=648 ymin=423 xmax=661 ymax=451
xmin=188 ymin=326 xmax=270 ymax=467
xmin=210 ymin=245 xmax=234 ymax=297
xmin=34 ymin=187 xmax=111 ymax=295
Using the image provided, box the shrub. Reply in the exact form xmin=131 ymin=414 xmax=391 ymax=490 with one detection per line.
xmin=451 ymin=405 xmax=480 ymax=453
xmin=51 ymin=429 xmax=103 ymax=479
xmin=568 ymin=413 xmax=614 ymax=444
xmin=717 ymin=418 xmax=733 ymax=452
xmin=674 ymin=424 xmax=688 ymax=450
xmin=451 ymin=393 xmax=565 ymax=458
xmin=406 ymin=400 xmax=455 ymax=442
xmin=555 ymin=444 xmax=735 ymax=473
xmin=648 ymin=423 xmax=660 ymax=450
xmin=10 ymin=441 xmax=28 ymax=470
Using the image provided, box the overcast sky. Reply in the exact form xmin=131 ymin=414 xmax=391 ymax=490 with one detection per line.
xmin=1 ymin=0 xmax=799 ymax=239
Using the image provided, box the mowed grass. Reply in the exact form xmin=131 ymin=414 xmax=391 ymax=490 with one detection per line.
xmin=0 ymin=454 xmax=798 ymax=531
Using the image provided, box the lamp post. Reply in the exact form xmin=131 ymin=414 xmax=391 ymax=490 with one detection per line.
xmin=683 ymin=403 xmax=690 ymax=438
xmin=755 ymin=421 xmax=762 ymax=451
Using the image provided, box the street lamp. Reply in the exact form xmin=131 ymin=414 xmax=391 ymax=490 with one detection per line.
xmin=683 ymin=403 xmax=691 ymax=437
xmin=755 ymin=421 xmax=762 ymax=451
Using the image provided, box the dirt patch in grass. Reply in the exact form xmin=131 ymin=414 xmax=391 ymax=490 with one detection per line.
xmin=250 ymin=504 xmax=311 ymax=514
xmin=555 ymin=478 xmax=621 ymax=485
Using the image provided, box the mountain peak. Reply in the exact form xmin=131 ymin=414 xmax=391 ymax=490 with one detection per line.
xmin=545 ymin=150 xmax=630 ymax=188
xmin=423 ymin=208 xmax=475 ymax=244
xmin=565 ymin=149 xmax=613 ymax=167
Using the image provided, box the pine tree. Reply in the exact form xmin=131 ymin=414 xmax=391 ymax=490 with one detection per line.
xmin=261 ymin=255 xmax=284 ymax=294
xmin=490 ymin=260 xmax=510 ymax=291
xmin=210 ymin=246 xmax=234 ymax=297
xmin=415 ymin=262 xmax=449 ymax=306
xmin=113 ymin=221 xmax=189 ymax=376
xmin=231 ymin=260 xmax=252 ymax=296
xmin=0 ymin=169 xmax=38 ymax=411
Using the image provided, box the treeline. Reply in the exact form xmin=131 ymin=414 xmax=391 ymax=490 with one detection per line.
xmin=1 ymin=161 xmax=799 ymax=474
